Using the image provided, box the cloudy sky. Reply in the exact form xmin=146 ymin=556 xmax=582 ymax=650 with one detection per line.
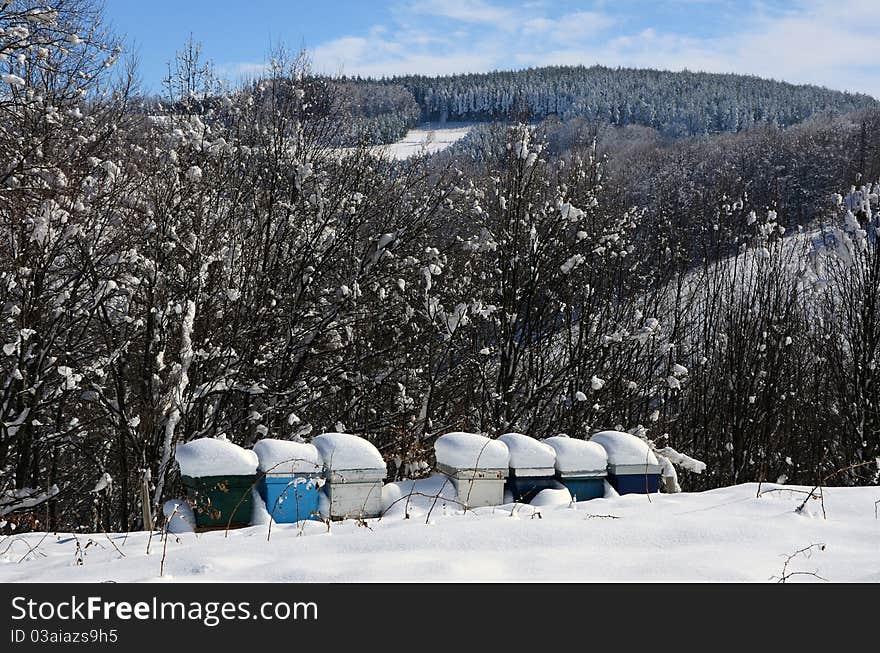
xmin=105 ymin=0 xmax=880 ymax=98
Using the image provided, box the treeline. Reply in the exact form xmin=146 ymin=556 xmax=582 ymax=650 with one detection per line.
xmin=332 ymin=81 xmax=421 ymax=146
xmin=143 ymin=61 xmax=880 ymax=147
xmin=384 ymin=65 xmax=877 ymax=137
xmin=1 ymin=1 xmax=878 ymax=534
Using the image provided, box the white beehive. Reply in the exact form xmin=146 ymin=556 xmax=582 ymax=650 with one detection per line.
xmin=313 ymin=432 xmax=387 ymax=520
xmin=434 ymin=432 xmax=509 ymax=508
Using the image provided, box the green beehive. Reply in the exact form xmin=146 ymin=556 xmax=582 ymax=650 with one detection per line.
xmin=175 ymin=437 xmax=259 ymax=530
xmin=180 ymin=474 xmax=256 ymax=528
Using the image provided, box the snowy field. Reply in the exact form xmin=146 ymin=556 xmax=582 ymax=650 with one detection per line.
xmin=1 ymin=482 xmax=878 ymax=583
xmin=370 ymin=122 xmax=473 ymax=160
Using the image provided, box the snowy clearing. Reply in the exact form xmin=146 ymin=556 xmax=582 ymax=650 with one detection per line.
xmin=1 ymin=483 xmax=877 ymax=583
xmin=371 ymin=122 xmax=473 ymax=159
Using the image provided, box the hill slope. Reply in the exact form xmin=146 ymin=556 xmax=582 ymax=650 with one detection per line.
xmin=369 ymin=65 xmax=878 ymax=138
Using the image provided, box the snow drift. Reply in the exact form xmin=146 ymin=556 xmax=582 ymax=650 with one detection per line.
xmin=434 ymin=432 xmax=509 ymax=469
xmin=589 ymin=430 xmax=659 ymax=467
xmin=498 ymin=432 xmax=556 ymax=474
xmin=312 ymin=432 xmax=386 ymax=471
xmin=543 ymin=435 xmax=608 ymax=473
xmin=3 ymin=483 xmax=878 ymax=582
xmin=174 ymin=437 xmax=258 ymax=477
xmin=253 ymin=439 xmax=322 ymax=475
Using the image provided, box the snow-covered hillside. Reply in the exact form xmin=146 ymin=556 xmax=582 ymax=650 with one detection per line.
xmin=1 ymin=483 xmax=876 ymax=582
xmin=372 ymin=123 xmax=473 ymax=160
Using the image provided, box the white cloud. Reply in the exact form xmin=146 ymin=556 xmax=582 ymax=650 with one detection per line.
xmin=216 ymin=60 xmax=270 ymax=81
xmin=312 ymin=38 xmax=498 ymax=78
xmin=405 ymin=0 xmax=517 ymax=26
xmin=522 ymin=11 xmax=617 ymax=42
xmin=721 ymin=0 xmax=880 ymax=94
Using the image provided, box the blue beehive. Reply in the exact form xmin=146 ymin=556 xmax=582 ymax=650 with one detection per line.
xmin=590 ymin=430 xmax=661 ymax=495
xmin=543 ymin=435 xmax=609 ymax=501
xmin=506 ymin=475 xmax=568 ymax=503
xmin=558 ymin=475 xmax=606 ymax=500
xmin=253 ymin=439 xmax=324 ymax=522
xmin=259 ymin=475 xmax=322 ymax=522
xmin=498 ymin=432 xmax=563 ymax=503
xmin=607 ymin=468 xmax=661 ymax=494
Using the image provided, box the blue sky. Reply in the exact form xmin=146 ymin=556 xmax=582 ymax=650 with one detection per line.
xmin=104 ymin=0 xmax=880 ymax=98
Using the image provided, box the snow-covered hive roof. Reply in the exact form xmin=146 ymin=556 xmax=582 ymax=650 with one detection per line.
xmin=175 ymin=437 xmax=259 ymax=477
xmin=312 ymin=432 xmax=386 ymax=472
xmin=589 ymin=430 xmax=659 ymax=467
xmin=498 ymin=432 xmax=556 ymax=473
xmin=434 ymin=432 xmax=509 ymax=470
xmin=543 ymin=436 xmax=608 ymax=474
xmin=252 ymin=439 xmax=322 ymax=475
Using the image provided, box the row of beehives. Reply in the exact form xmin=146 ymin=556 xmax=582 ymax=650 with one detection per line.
xmin=433 ymin=430 xmax=662 ymax=510
xmin=170 ymin=429 xmax=662 ymax=530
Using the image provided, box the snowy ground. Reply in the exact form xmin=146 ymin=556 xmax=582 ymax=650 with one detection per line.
xmin=370 ymin=122 xmax=473 ymax=160
xmin=1 ymin=483 xmax=877 ymax=583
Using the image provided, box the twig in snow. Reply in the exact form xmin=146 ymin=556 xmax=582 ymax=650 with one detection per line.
xmin=795 ymin=460 xmax=877 ymax=518
xmin=771 ymin=543 xmax=827 ymax=583
xmin=70 ymin=535 xmax=102 ymax=566
xmin=381 ymin=486 xmax=470 ymax=521
xmin=507 ymin=502 xmax=541 ymax=519
xmin=1 ymin=533 xmax=50 ymax=563
xmin=159 ymin=510 xmax=178 ymax=578
xmin=425 ymin=475 xmax=459 ymax=525
xmin=757 ymin=488 xmax=813 ymax=498
xmin=145 ymin=524 xmax=156 ymax=555
xmin=102 ymin=532 xmax=126 ymax=558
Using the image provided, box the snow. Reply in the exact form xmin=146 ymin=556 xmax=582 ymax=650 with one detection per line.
xmin=174 ymin=437 xmax=258 ymax=478
xmin=561 ymin=254 xmax=584 ymax=274
xmin=312 ymin=432 xmax=385 ymax=471
xmin=381 ymin=474 xmax=459 ymax=518
xmin=589 ymin=430 xmax=659 ymax=467
xmin=91 ymin=472 xmax=113 ymax=493
xmin=376 ymin=232 xmax=396 ymax=251
xmin=162 ymin=499 xmax=195 ymax=534
xmin=657 ymin=446 xmax=707 ymax=475
xmin=335 ymin=124 xmax=473 ymax=160
xmin=185 ymin=166 xmax=203 ymax=183
xmin=498 ymin=432 xmax=556 ymax=473
xmin=529 ymin=487 xmax=573 ymax=508
xmin=374 ymin=123 xmax=473 ymax=160
xmin=0 ymin=486 xmax=59 ymax=517
xmin=543 ymin=436 xmax=608 ymax=474
xmin=434 ymin=432 xmax=509 ymax=470
xmin=153 ymin=299 xmax=196 ymax=505
xmin=2 ymin=73 xmax=26 ymax=86
xmin=252 ymin=439 xmax=322 ymax=475
xmin=3 ymin=484 xmax=878 ymax=582
xmin=249 ymin=489 xmax=274 ymax=527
